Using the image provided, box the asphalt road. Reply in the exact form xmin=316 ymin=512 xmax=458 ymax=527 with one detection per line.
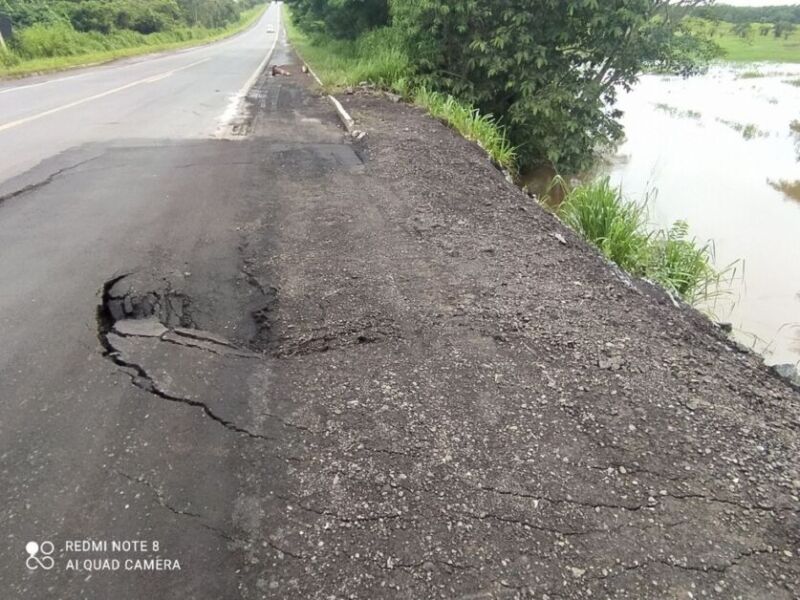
xmin=1 ymin=3 xmax=799 ymax=598
xmin=0 ymin=2 xmax=280 ymax=185
xmin=0 ymin=3 xmax=288 ymax=597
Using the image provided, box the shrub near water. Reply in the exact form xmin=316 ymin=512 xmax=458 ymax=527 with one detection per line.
xmin=553 ymin=178 xmax=723 ymax=304
xmin=557 ymin=178 xmax=650 ymax=274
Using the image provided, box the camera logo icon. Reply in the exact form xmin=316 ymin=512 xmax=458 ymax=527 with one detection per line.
xmin=25 ymin=541 xmax=55 ymax=571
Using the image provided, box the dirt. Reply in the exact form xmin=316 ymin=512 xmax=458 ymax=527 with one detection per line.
xmin=202 ymin=54 xmax=800 ymax=599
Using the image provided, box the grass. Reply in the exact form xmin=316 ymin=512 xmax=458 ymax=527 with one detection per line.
xmin=283 ymin=5 xmax=517 ymax=173
xmin=699 ymin=20 xmax=800 ymax=63
xmin=716 ymin=118 xmax=768 ymax=140
xmin=768 ymin=179 xmax=800 ymax=202
xmin=548 ymin=177 xmax=726 ymax=305
xmin=654 ymin=103 xmax=702 ymax=119
xmin=413 ymin=87 xmax=517 ymax=172
xmin=282 ymin=9 xmax=408 ymax=90
xmin=0 ymin=5 xmax=266 ymax=79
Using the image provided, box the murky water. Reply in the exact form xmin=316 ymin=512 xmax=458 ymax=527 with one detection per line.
xmin=605 ymin=64 xmax=800 ymax=366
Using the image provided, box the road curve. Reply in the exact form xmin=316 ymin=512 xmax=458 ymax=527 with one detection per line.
xmin=0 ymin=2 xmax=281 ymax=185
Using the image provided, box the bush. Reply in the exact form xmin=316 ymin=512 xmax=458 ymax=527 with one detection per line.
xmin=392 ymin=0 xmax=716 ymax=173
xmin=285 ymin=0 xmax=389 ymax=39
xmin=557 ymin=178 xmax=650 ymax=273
xmin=11 ymin=22 xmax=104 ymax=58
xmin=648 ymin=221 xmax=718 ymax=302
xmin=553 ymin=177 xmax=722 ymax=304
xmin=69 ymin=1 xmax=116 ymax=34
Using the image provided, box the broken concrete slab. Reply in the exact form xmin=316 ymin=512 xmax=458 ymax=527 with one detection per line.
xmin=113 ymin=318 xmax=169 ymax=338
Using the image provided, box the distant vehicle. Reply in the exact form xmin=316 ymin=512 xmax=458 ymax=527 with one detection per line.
xmin=266 ymin=25 xmax=275 ymax=33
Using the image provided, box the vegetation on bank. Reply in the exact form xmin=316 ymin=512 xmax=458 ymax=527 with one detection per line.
xmin=284 ymin=7 xmax=516 ymax=171
xmin=284 ymin=1 xmax=729 ymax=304
xmin=0 ymin=0 xmax=266 ymax=77
xmin=549 ymin=178 xmax=725 ymax=305
xmin=286 ymin=0 xmax=716 ymax=174
xmin=691 ymin=19 xmax=800 ymax=63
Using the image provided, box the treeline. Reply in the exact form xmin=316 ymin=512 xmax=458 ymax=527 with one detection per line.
xmin=692 ymin=4 xmax=800 ymax=25
xmin=288 ymin=0 xmax=715 ymax=173
xmin=0 ymin=0 xmax=262 ymax=34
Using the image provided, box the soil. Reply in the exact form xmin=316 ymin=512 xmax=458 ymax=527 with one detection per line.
xmin=220 ymin=55 xmax=800 ymax=598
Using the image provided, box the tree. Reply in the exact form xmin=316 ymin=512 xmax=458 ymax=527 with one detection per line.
xmin=773 ymin=21 xmax=796 ymax=40
xmin=393 ymin=0 xmax=716 ymax=172
xmin=732 ymin=22 xmax=753 ymax=41
xmin=286 ymin=0 xmax=389 ymax=39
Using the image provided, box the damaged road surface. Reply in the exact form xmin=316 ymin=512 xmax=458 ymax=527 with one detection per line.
xmin=2 ymin=29 xmax=800 ymax=600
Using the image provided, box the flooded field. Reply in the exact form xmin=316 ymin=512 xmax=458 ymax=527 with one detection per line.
xmin=606 ymin=63 xmax=800 ymax=366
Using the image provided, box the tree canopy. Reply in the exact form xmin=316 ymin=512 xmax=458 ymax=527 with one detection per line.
xmin=391 ymin=0 xmax=714 ymax=170
xmin=0 ymin=0 xmax=262 ymax=33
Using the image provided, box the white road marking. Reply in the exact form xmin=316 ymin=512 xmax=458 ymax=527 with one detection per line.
xmin=0 ymin=58 xmax=210 ymax=133
xmin=215 ymin=4 xmax=282 ymax=137
xmin=0 ymin=72 xmax=90 ymax=96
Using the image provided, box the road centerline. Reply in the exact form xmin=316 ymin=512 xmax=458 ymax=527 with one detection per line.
xmin=0 ymin=58 xmax=211 ymax=134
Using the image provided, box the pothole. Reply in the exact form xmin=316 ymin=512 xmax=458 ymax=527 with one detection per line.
xmin=99 ymin=273 xmax=195 ymax=333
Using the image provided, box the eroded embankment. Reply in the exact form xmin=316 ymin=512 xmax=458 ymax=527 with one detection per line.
xmin=87 ymin=52 xmax=800 ymax=598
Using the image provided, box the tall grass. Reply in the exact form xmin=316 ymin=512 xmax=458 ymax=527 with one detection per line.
xmin=648 ymin=221 xmax=721 ymax=304
xmin=283 ymin=14 xmax=408 ymax=89
xmin=414 ymin=87 xmax=517 ymax=172
xmin=551 ymin=177 xmax=727 ymax=305
xmin=557 ymin=177 xmax=650 ymax=273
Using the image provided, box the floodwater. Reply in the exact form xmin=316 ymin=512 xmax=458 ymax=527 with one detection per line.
xmin=606 ymin=63 xmax=800 ymax=366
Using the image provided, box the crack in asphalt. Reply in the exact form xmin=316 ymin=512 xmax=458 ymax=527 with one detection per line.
xmin=113 ymin=469 xmax=245 ymax=546
xmin=114 ymin=469 xmax=203 ymax=518
xmin=97 ymin=277 xmax=273 ymax=443
xmin=275 ymin=494 xmax=402 ymax=523
xmin=0 ymin=155 xmax=101 ymax=206
xmin=479 ymin=484 xmax=792 ymax=515
xmin=108 ymin=347 xmax=273 ymax=442
xmin=478 ymin=485 xmax=646 ymax=512
xmin=586 ymin=546 xmax=776 ymax=581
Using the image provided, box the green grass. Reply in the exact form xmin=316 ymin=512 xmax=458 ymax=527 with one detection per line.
xmin=282 ymin=8 xmax=408 ymax=90
xmin=283 ymin=5 xmax=517 ymax=173
xmin=549 ymin=177 xmax=726 ymax=304
xmin=557 ymin=177 xmax=650 ymax=273
xmin=0 ymin=5 xmax=266 ymax=79
xmin=413 ymin=87 xmax=517 ymax=172
xmin=697 ymin=20 xmax=800 ymax=63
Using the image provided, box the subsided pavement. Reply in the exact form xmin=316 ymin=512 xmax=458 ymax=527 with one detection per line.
xmin=0 ymin=28 xmax=799 ymax=600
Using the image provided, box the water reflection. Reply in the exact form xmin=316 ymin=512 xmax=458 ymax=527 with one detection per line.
xmin=606 ymin=63 xmax=800 ymax=365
